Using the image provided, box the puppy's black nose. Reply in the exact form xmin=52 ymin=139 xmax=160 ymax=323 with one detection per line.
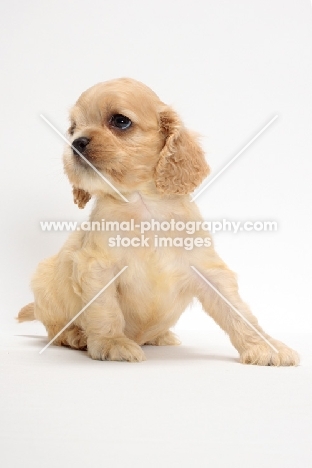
xmin=72 ymin=137 xmax=90 ymax=155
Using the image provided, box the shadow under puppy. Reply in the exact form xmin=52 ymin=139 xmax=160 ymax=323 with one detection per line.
xmin=18 ymin=78 xmax=299 ymax=365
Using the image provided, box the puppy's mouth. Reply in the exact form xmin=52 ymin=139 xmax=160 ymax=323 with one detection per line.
xmin=70 ymin=137 xmax=125 ymax=183
xmin=71 ymin=137 xmax=100 ymax=170
xmin=73 ymin=150 xmax=94 ymax=169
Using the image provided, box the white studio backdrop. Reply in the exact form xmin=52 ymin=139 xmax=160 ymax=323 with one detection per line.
xmin=0 ymin=0 xmax=311 ymax=335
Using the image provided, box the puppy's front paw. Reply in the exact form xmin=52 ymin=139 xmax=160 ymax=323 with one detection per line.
xmin=88 ymin=336 xmax=146 ymax=362
xmin=240 ymin=340 xmax=299 ymax=366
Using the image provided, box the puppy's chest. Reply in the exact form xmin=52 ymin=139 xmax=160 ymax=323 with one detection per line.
xmin=96 ymin=199 xmax=199 ymax=251
xmin=117 ymin=251 xmax=191 ymax=324
xmin=120 ymin=245 xmax=191 ymax=301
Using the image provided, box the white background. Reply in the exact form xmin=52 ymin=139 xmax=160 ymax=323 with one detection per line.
xmin=0 ymin=2 xmax=312 ymax=467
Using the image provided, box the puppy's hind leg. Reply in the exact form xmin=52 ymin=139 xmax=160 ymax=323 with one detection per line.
xmin=61 ymin=326 xmax=87 ymax=350
xmin=45 ymin=323 xmax=87 ymax=350
xmin=144 ymin=330 xmax=181 ymax=346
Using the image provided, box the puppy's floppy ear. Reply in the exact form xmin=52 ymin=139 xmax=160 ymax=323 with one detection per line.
xmin=154 ymin=108 xmax=210 ymax=195
xmin=72 ymin=186 xmax=91 ymax=209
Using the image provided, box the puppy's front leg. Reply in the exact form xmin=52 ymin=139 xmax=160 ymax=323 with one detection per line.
xmin=75 ymin=265 xmax=145 ymax=362
xmin=191 ymin=256 xmax=299 ymax=366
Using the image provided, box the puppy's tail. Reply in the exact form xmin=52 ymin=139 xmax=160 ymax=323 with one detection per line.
xmin=16 ymin=303 xmax=35 ymax=322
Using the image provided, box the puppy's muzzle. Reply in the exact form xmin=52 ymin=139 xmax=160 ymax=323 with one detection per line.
xmin=72 ymin=137 xmax=90 ymax=156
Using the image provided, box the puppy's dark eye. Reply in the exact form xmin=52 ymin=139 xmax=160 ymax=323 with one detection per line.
xmin=109 ymin=114 xmax=132 ymax=130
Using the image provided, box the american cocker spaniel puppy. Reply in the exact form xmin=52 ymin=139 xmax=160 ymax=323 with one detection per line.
xmin=18 ymin=78 xmax=299 ymax=365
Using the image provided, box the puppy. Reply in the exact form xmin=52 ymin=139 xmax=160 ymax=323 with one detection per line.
xmin=18 ymin=78 xmax=299 ymax=365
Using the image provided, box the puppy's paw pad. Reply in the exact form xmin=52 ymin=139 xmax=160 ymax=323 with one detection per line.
xmin=240 ymin=342 xmax=299 ymax=366
xmin=145 ymin=331 xmax=181 ymax=346
xmin=88 ymin=337 xmax=146 ymax=362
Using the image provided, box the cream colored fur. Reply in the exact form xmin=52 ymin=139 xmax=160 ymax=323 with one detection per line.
xmin=18 ymin=78 xmax=299 ymax=365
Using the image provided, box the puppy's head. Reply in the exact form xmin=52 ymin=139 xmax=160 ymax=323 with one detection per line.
xmin=63 ymin=78 xmax=210 ymax=208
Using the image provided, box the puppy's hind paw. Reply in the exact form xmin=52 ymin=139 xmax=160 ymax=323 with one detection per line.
xmin=240 ymin=341 xmax=299 ymax=366
xmin=88 ymin=336 xmax=146 ymax=362
xmin=63 ymin=326 xmax=87 ymax=350
xmin=145 ymin=331 xmax=181 ymax=346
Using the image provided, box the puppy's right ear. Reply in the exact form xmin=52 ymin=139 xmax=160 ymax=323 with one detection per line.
xmin=72 ymin=187 xmax=91 ymax=209
xmin=155 ymin=107 xmax=210 ymax=195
